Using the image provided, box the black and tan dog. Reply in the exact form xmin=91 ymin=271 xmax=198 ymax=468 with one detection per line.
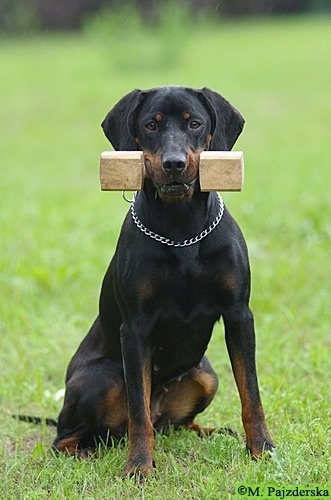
xmin=53 ymin=86 xmax=274 ymax=477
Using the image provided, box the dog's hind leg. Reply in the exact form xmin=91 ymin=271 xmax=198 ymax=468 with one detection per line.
xmin=53 ymin=360 xmax=128 ymax=457
xmin=152 ymin=356 xmax=218 ymax=433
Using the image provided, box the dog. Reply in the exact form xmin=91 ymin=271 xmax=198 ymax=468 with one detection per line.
xmin=52 ymin=86 xmax=274 ymax=478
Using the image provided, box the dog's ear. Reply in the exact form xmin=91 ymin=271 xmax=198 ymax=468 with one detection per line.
xmin=101 ymin=90 xmax=145 ymax=150
xmin=198 ymin=88 xmax=245 ymax=151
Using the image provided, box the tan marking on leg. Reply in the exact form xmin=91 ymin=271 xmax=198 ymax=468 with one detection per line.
xmin=152 ymin=368 xmax=217 ymax=425
xmin=54 ymin=436 xmax=86 ymax=457
xmin=124 ymin=361 xmax=155 ymax=478
xmin=102 ymin=379 xmax=128 ymax=431
xmin=185 ymin=421 xmax=216 ymax=436
xmin=231 ymin=352 xmax=273 ymax=457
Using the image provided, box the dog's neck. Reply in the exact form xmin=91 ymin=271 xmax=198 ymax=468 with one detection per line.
xmin=132 ymin=180 xmax=221 ymax=245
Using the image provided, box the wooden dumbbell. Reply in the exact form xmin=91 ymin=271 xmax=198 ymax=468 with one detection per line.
xmin=99 ymin=151 xmax=244 ymax=192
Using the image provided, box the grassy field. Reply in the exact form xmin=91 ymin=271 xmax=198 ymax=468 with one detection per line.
xmin=1 ymin=10 xmax=330 ymax=499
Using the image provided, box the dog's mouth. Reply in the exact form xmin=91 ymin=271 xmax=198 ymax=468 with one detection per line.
xmin=156 ymin=179 xmax=196 ymax=198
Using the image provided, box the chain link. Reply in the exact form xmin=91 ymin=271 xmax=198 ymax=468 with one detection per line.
xmin=130 ymin=192 xmax=224 ymax=247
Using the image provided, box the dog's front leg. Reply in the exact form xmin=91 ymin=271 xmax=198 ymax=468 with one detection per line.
xmin=120 ymin=320 xmax=154 ymax=479
xmin=223 ymin=306 xmax=274 ymax=457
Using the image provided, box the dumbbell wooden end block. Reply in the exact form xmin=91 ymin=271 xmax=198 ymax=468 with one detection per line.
xmin=100 ymin=151 xmax=144 ymax=191
xmin=100 ymin=151 xmax=244 ymax=192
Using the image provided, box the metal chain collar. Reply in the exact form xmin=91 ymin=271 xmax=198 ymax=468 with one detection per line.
xmin=129 ymin=191 xmax=224 ymax=247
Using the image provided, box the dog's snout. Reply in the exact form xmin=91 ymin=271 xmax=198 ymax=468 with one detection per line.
xmin=162 ymin=154 xmax=186 ymax=174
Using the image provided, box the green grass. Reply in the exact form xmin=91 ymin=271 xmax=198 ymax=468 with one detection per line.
xmin=1 ymin=11 xmax=331 ymax=498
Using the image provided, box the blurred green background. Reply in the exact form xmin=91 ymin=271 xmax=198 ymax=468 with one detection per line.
xmin=0 ymin=1 xmax=330 ymax=497
xmin=1 ymin=0 xmax=331 ymax=33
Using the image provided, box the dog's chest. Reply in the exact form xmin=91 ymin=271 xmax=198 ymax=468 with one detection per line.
xmin=154 ymin=248 xmax=224 ymax=317
xmin=172 ymin=247 xmax=203 ymax=278
xmin=150 ymin=251 xmax=220 ymax=371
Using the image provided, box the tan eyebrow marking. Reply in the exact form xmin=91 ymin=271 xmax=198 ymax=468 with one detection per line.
xmin=183 ymin=112 xmax=190 ymax=120
xmin=155 ymin=113 xmax=163 ymax=122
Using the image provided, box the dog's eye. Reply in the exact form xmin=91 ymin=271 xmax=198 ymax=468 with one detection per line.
xmin=145 ymin=122 xmax=157 ymax=131
xmin=190 ymin=120 xmax=202 ymax=130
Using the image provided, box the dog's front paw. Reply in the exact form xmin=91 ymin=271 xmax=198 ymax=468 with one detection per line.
xmin=123 ymin=459 xmax=156 ymax=481
xmin=246 ymin=436 xmax=275 ymax=459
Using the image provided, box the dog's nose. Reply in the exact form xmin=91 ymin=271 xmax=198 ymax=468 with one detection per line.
xmin=162 ymin=154 xmax=186 ymax=174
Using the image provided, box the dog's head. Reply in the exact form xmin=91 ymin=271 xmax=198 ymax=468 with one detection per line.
xmin=102 ymin=86 xmax=244 ymax=201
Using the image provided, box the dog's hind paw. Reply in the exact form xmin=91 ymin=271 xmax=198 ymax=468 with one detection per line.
xmin=185 ymin=421 xmax=238 ymax=439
